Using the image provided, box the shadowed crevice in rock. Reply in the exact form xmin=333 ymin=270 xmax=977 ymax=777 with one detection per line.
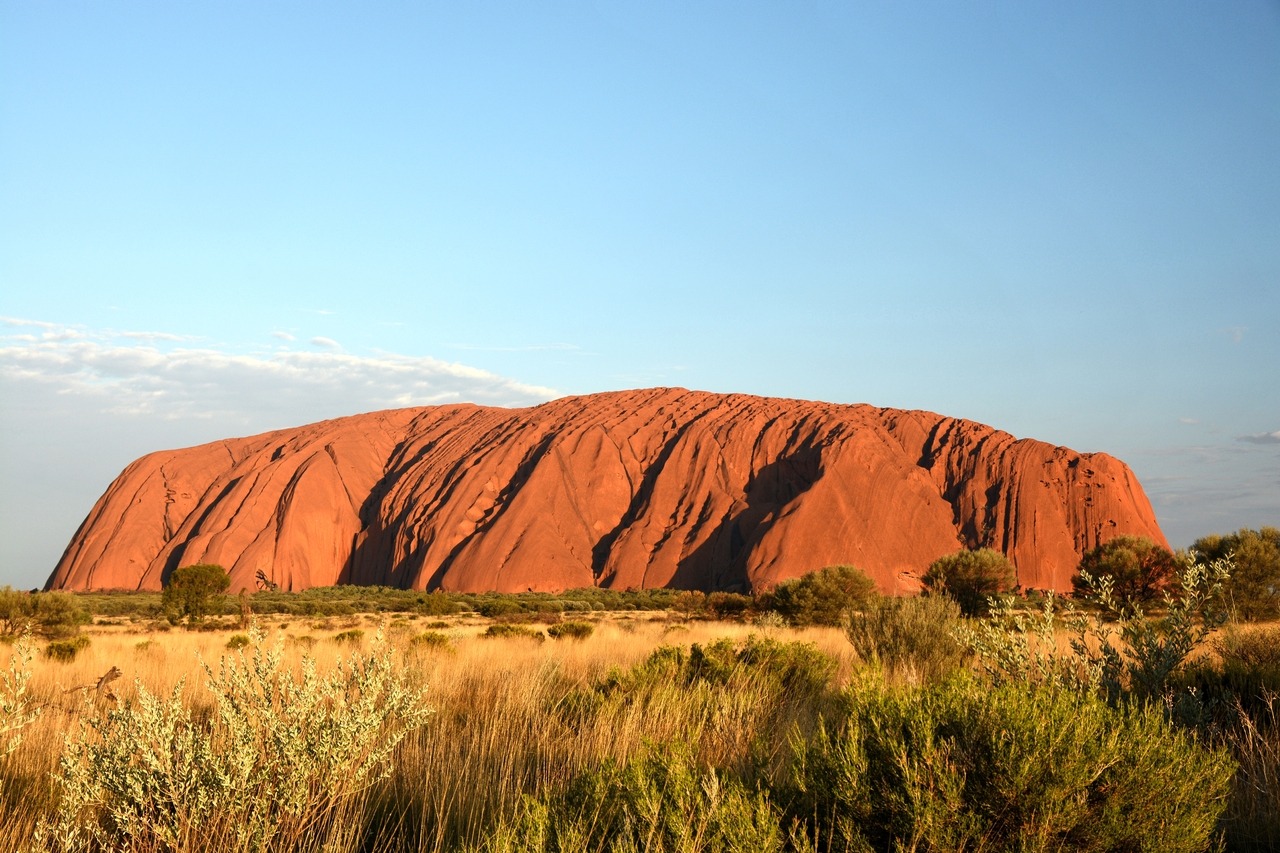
xmin=590 ymin=407 xmax=718 ymax=582
xmin=671 ymin=442 xmax=827 ymax=593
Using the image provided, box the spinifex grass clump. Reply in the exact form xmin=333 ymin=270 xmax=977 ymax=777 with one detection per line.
xmin=471 ymin=744 xmax=786 ymax=853
xmin=545 ymin=621 xmax=593 ymax=640
xmin=844 ymin=594 xmax=969 ymax=683
xmin=784 ymin=677 xmax=1234 ymax=853
xmin=483 ymin=624 xmax=545 ymax=641
xmin=38 ymin=629 xmax=431 ymax=853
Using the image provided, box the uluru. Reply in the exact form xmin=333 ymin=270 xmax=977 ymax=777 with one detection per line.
xmin=46 ymin=388 xmax=1167 ymax=595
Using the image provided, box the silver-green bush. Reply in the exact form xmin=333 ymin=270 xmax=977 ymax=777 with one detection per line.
xmin=39 ymin=629 xmax=431 ymax=853
xmin=0 ymin=637 xmax=39 ymax=758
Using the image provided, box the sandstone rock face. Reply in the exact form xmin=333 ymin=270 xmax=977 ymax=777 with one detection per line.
xmin=46 ymin=389 xmax=1167 ymax=595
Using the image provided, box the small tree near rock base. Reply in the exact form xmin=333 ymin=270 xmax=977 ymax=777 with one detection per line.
xmin=1193 ymin=527 xmax=1280 ymax=621
xmin=758 ymin=564 xmax=878 ymax=627
xmin=922 ymin=548 xmax=1017 ymax=616
xmin=1072 ymin=536 xmax=1180 ymax=606
xmin=163 ymin=564 xmax=231 ymax=625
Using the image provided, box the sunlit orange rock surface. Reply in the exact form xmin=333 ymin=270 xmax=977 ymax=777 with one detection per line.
xmin=46 ymin=388 xmax=1167 ymax=594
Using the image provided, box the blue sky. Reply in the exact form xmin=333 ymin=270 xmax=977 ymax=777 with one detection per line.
xmin=2 ymin=1 xmax=1277 ymax=589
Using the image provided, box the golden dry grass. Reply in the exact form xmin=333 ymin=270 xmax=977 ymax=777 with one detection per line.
xmin=0 ymin=613 xmax=853 ymax=852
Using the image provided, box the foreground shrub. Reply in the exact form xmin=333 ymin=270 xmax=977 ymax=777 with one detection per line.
xmin=759 ymin=565 xmax=878 ymax=627
xmin=558 ymin=636 xmax=839 ymax=780
xmin=785 ymin=677 xmax=1234 ymax=853
xmin=43 ymin=635 xmax=89 ymax=663
xmin=39 ymin=630 xmax=431 ymax=853
xmin=1 ymin=637 xmax=39 ymax=758
xmin=966 ymin=556 xmax=1231 ymax=712
xmin=921 ymin=547 xmax=1016 ymax=615
xmin=546 ymin=621 xmax=593 ymax=640
xmin=845 ymin=594 xmax=968 ymax=683
xmin=472 ymin=744 xmax=785 ymax=853
xmin=1220 ymin=692 xmax=1280 ymax=850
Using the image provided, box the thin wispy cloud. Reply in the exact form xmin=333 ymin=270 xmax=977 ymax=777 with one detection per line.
xmin=1240 ymin=431 xmax=1280 ymax=445
xmin=446 ymin=342 xmax=581 ymax=353
xmin=309 ymin=336 xmax=341 ymax=350
xmin=0 ymin=321 xmax=559 ymax=426
xmin=1 ymin=316 xmax=66 ymax=330
xmin=271 ymin=331 xmax=296 ymax=342
xmin=119 ymin=331 xmax=198 ymax=343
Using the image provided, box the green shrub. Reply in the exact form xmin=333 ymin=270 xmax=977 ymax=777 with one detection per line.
xmin=845 ymin=594 xmax=969 ymax=683
xmin=483 ymin=624 xmax=545 ymax=641
xmin=1195 ymin=527 xmax=1280 ymax=621
xmin=921 ymin=547 xmax=1016 ymax=615
xmin=706 ymin=592 xmax=752 ymax=620
xmin=44 ymin=635 xmax=90 ymax=662
xmin=1072 ymin=535 xmax=1181 ymax=606
xmin=409 ymin=630 xmax=451 ymax=649
xmin=478 ymin=599 xmax=525 ymax=618
xmin=40 ymin=630 xmax=431 ymax=852
xmin=785 ymin=677 xmax=1234 ymax=853
xmin=546 ymin=621 xmax=593 ymax=640
xmin=414 ymin=593 xmax=462 ymax=616
xmin=30 ymin=592 xmax=90 ymax=640
xmin=225 ymin=634 xmax=251 ymax=650
xmin=759 ymin=565 xmax=878 ymax=626
xmin=332 ymin=629 xmax=365 ymax=644
xmin=596 ymin=637 xmax=835 ymax=700
xmin=472 ymin=744 xmax=785 ymax=853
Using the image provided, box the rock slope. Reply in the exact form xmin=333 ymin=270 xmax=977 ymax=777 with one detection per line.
xmin=46 ymin=388 xmax=1167 ymax=594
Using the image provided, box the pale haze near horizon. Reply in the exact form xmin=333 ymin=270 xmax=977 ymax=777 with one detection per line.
xmin=1 ymin=1 xmax=1277 ymax=589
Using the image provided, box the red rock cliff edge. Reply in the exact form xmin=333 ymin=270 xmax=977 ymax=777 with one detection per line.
xmin=45 ymin=388 xmax=1168 ymax=595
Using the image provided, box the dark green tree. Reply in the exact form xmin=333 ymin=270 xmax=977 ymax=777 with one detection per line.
xmin=1193 ymin=527 xmax=1280 ymax=621
xmin=163 ymin=563 xmax=231 ymax=624
xmin=922 ymin=548 xmax=1017 ymax=616
xmin=759 ymin=564 xmax=878 ymax=627
xmin=1072 ymin=536 xmax=1180 ymax=606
